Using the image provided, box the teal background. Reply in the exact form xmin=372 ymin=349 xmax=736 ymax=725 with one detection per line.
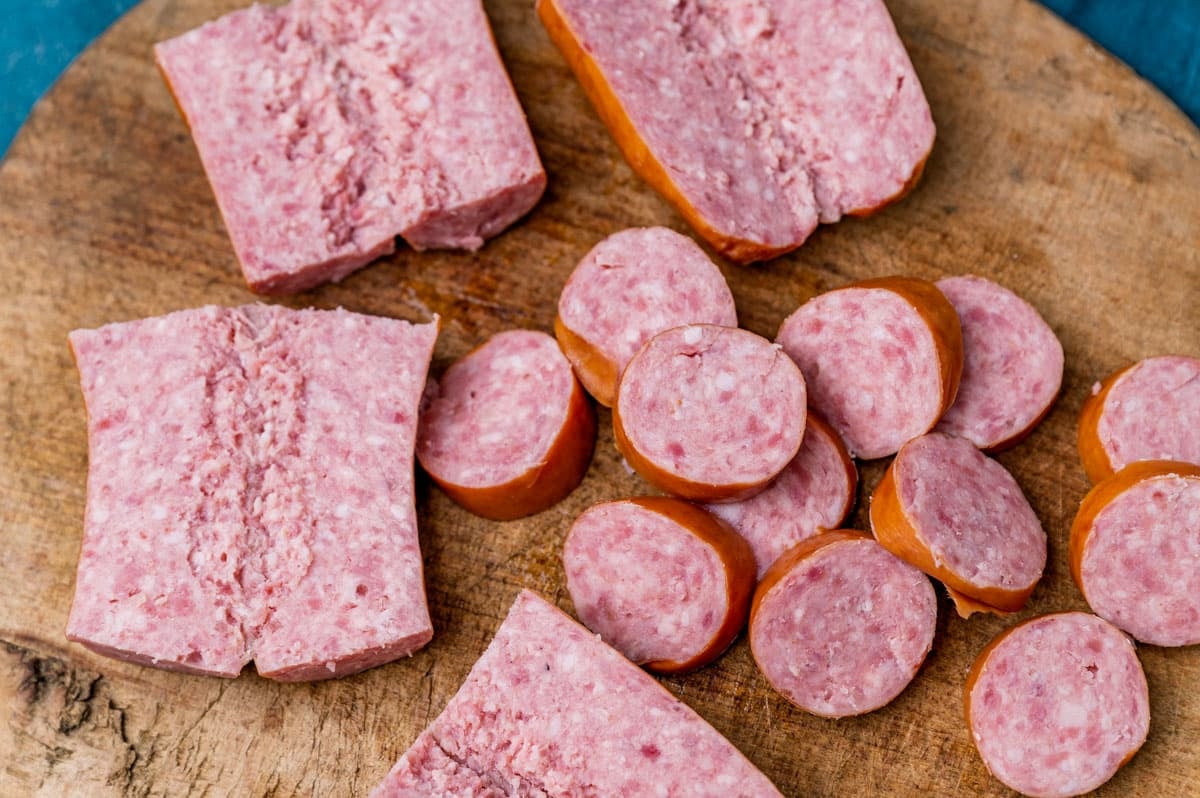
xmin=1 ymin=1 xmax=1198 ymax=158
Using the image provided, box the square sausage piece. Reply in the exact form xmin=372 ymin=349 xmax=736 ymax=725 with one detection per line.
xmin=371 ymin=590 xmax=783 ymax=796
xmin=67 ymin=306 xmax=438 ymax=680
xmin=156 ymin=0 xmax=546 ymax=294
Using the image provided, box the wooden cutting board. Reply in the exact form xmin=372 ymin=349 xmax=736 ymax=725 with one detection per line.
xmin=1 ymin=0 xmax=1197 ymax=794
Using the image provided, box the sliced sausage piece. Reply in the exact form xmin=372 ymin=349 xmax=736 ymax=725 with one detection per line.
xmin=563 ymin=497 xmax=756 ymax=674
xmin=777 ymin=276 xmax=962 ymax=459
xmin=1070 ymin=460 xmax=1200 ymax=647
xmin=1078 ymin=355 xmax=1200 ymax=483
xmin=614 ymin=324 xmax=807 ymax=502
xmin=535 ymin=0 xmax=934 ymax=263
xmin=749 ymin=530 xmax=936 ymax=718
xmin=707 ymin=415 xmax=857 ymax=578
xmin=965 ymin=612 xmax=1150 ymax=798
xmin=556 ymin=227 xmax=738 ymax=407
xmin=934 ymin=275 xmax=1063 ymax=452
xmin=870 ymin=432 xmax=1046 ymax=616
xmin=417 ymin=330 xmax=596 ymax=521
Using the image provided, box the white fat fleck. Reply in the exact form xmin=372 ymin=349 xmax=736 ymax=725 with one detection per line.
xmin=150 ymin=506 xmax=168 ymax=522
xmin=714 ymin=371 xmax=737 ymax=393
xmin=91 ymin=507 xmax=110 ymax=525
xmin=681 ymin=326 xmax=703 ymax=345
xmin=389 ymin=504 xmax=406 ymax=521
xmin=365 ymin=434 xmax=387 ymax=447
xmin=334 ymin=503 xmax=351 ymax=519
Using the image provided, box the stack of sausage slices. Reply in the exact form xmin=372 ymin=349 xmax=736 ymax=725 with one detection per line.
xmin=416 ymin=225 xmax=1200 ymax=798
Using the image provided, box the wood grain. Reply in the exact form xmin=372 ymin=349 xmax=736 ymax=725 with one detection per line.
xmin=1 ymin=0 xmax=1197 ymax=795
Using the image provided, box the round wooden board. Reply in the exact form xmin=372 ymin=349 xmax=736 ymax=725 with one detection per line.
xmin=1 ymin=0 xmax=1198 ymax=795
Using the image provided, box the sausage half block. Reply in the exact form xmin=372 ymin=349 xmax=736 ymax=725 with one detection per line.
xmin=156 ymin=0 xmax=545 ymax=294
xmin=537 ymin=0 xmax=935 ymax=262
xmin=370 ymin=590 xmax=783 ymax=796
xmin=67 ymin=306 xmax=438 ymax=680
xmin=966 ymin=613 xmax=1149 ymax=798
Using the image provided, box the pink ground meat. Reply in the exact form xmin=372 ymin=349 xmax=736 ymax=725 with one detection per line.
xmin=1095 ymin=356 xmax=1200 ymax=471
xmin=777 ymin=287 xmax=944 ymax=459
xmin=416 ymin=330 xmax=577 ymax=489
xmin=893 ymin=432 xmax=1046 ymax=595
xmin=557 ymin=227 xmax=737 ymax=378
xmin=564 ymin=500 xmax=729 ymax=665
xmin=708 ymin=418 xmax=855 ymax=577
xmin=67 ymin=306 xmax=437 ymax=679
xmin=968 ymin=613 xmax=1149 ymax=798
xmin=935 ymin=275 xmax=1063 ymax=449
xmin=155 ymin=0 xmax=544 ymax=294
xmin=1080 ymin=473 xmax=1200 ymax=647
xmin=618 ymin=324 xmax=807 ymax=489
xmin=750 ymin=537 xmax=936 ymax=717
xmin=371 ymin=590 xmax=782 ymax=797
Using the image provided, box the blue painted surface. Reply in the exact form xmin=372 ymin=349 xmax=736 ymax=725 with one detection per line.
xmin=0 ymin=0 xmax=1198 ymax=159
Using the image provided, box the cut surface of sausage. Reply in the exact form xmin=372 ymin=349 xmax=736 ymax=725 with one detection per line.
xmin=563 ymin=497 xmax=755 ymax=672
xmin=749 ymin=531 xmax=936 ymax=718
xmin=1071 ymin=461 xmax=1200 ymax=647
xmin=777 ymin=277 xmax=962 ymax=459
xmin=1078 ymin=355 xmax=1200 ymax=482
xmin=556 ymin=227 xmax=737 ymax=407
xmin=156 ymin=0 xmax=545 ymax=294
xmin=615 ymin=324 xmax=807 ymax=501
xmin=934 ymin=275 xmax=1063 ymax=451
xmin=417 ymin=329 xmax=595 ymax=521
xmin=67 ymin=306 xmax=438 ymax=680
xmin=966 ymin=612 xmax=1149 ymax=798
xmin=536 ymin=0 xmax=933 ymax=262
xmin=870 ymin=432 xmax=1046 ymax=615
xmin=371 ymin=590 xmax=784 ymax=797
xmin=707 ymin=415 xmax=857 ymax=578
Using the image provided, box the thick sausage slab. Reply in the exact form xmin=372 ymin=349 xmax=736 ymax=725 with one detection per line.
xmin=1078 ymin=355 xmax=1200 ymax=483
xmin=67 ymin=306 xmax=438 ymax=680
xmin=870 ymin=432 xmax=1046 ymax=615
xmin=615 ymin=324 xmax=807 ymax=502
xmin=370 ymin=590 xmax=783 ymax=797
xmin=563 ymin=497 xmax=755 ymax=673
xmin=416 ymin=330 xmax=595 ymax=521
xmin=707 ymin=415 xmax=857 ymax=578
xmin=749 ymin=531 xmax=936 ymax=718
xmin=777 ymin=277 xmax=962 ymax=459
xmin=555 ymin=227 xmax=737 ymax=407
xmin=537 ymin=0 xmax=934 ymax=262
xmin=1070 ymin=461 xmax=1200 ymax=647
xmin=934 ymin=275 xmax=1063 ymax=452
xmin=965 ymin=613 xmax=1150 ymax=798
xmin=156 ymin=0 xmax=545 ymax=294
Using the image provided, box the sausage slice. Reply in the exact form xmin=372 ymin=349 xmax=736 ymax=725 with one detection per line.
xmin=555 ymin=227 xmax=737 ymax=407
xmin=966 ymin=612 xmax=1149 ymax=798
xmin=615 ymin=324 xmax=807 ymax=502
xmin=417 ymin=330 xmax=596 ymax=521
xmin=934 ymin=275 xmax=1063 ymax=452
xmin=1078 ymin=355 xmax=1200 ymax=483
xmin=563 ymin=497 xmax=756 ymax=674
xmin=870 ymin=432 xmax=1046 ymax=615
xmin=749 ymin=530 xmax=936 ymax=718
xmin=1070 ymin=460 xmax=1200 ymax=647
xmin=777 ymin=276 xmax=962 ymax=459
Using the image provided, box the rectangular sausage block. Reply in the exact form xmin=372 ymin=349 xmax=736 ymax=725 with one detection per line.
xmin=67 ymin=306 xmax=438 ymax=680
xmin=155 ymin=0 xmax=545 ymax=295
xmin=370 ymin=590 xmax=783 ymax=797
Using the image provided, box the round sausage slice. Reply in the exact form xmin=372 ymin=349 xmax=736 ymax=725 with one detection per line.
xmin=563 ymin=497 xmax=756 ymax=674
xmin=1078 ymin=355 xmax=1200 ymax=483
xmin=965 ymin=612 xmax=1149 ymax=798
xmin=870 ymin=432 xmax=1046 ymax=616
xmin=555 ymin=227 xmax=737 ymax=407
xmin=1070 ymin=460 xmax=1200 ymax=647
xmin=416 ymin=330 xmax=596 ymax=521
xmin=934 ymin=275 xmax=1063 ymax=452
xmin=749 ymin=530 xmax=937 ymax=718
xmin=776 ymin=276 xmax=962 ymax=459
xmin=614 ymin=324 xmax=807 ymax=502
xmin=706 ymin=415 xmax=857 ymax=578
